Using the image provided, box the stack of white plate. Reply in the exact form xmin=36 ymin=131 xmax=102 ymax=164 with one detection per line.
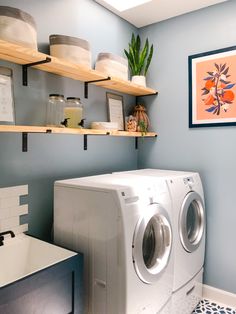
xmin=91 ymin=122 xmax=118 ymax=130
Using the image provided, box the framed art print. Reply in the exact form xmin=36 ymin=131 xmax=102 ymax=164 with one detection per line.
xmin=106 ymin=92 xmax=124 ymax=130
xmin=189 ymin=45 xmax=236 ymax=128
xmin=0 ymin=67 xmax=15 ymax=124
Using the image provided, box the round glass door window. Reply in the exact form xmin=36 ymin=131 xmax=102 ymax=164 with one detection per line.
xmin=179 ymin=191 xmax=205 ymax=253
xmin=132 ymin=204 xmax=172 ymax=284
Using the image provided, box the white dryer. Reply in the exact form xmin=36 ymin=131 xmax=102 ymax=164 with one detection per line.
xmin=54 ymin=173 xmax=174 ymax=314
xmin=113 ymin=169 xmax=206 ymax=314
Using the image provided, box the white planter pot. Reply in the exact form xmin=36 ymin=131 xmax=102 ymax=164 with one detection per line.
xmin=131 ymin=75 xmax=146 ymax=87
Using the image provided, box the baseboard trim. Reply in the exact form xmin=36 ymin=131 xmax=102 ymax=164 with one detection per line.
xmin=203 ymin=284 xmax=236 ymax=308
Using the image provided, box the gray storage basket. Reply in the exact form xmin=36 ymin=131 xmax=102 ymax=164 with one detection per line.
xmin=95 ymin=52 xmax=128 ymax=80
xmin=0 ymin=6 xmax=37 ymax=50
xmin=49 ymin=34 xmax=91 ymax=68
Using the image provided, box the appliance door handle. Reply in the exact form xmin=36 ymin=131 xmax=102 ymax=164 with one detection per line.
xmin=95 ymin=279 xmax=106 ymax=288
xmin=186 ymin=285 xmax=195 ymax=296
xmin=163 ymin=224 xmax=171 ymax=247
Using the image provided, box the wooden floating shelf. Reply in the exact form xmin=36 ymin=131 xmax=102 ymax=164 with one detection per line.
xmin=0 ymin=40 xmax=106 ymax=82
xmin=94 ymin=77 xmax=157 ymax=96
xmin=0 ymin=125 xmax=108 ymax=135
xmin=0 ymin=40 xmax=157 ymax=96
xmin=109 ymin=130 xmax=157 ymax=137
xmin=0 ymin=125 xmax=157 ymax=137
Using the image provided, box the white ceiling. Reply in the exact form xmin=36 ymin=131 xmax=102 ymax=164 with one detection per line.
xmin=95 ymin=0 xmax=228 ymax=28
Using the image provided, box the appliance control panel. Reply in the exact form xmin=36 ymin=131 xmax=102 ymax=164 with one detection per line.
xmin=183 ymin=176 xmax=194 ymax=185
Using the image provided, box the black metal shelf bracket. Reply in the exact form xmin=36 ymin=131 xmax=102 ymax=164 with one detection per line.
xmin=22 ymin=57 xmax=52 ymax=86
xmin=22 ymin=132 xmax=28 ymax=152
xmin=136 ymin=91 xmax=158 ymax=104
xmin=83 ymin=132 xmax=110 ymax=151
xmin=84 ymin=135 xmax=88 ymax=150
xmin=84 ymin=77 xmax=111 ymax=99
xmin=135 ymin=133 xmax=157 ymax=149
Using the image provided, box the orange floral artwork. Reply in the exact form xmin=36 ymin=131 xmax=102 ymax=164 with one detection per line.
xmin=189 ymin=46 xmax=236 ymax=127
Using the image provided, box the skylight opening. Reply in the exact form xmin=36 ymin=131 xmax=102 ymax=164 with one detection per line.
xmin=99 ymin=0 xmax=152 ymax=12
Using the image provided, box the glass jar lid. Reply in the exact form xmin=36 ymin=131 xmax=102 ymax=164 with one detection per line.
xmin=49 ymin=94 xmax=64 ymax=98
xmin=66 ymin=97 xmax=81 ymax=101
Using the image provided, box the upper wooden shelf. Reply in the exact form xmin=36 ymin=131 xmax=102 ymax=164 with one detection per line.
xmin=94 ymin=77 xmax=157 ymax=96
xmin=0 ymin=39 xmax=106 ymax=82
xmin=0 ymin=125 xmax=157 ymax=137
xmin=0 ymin=40 xmax=157 ymax=96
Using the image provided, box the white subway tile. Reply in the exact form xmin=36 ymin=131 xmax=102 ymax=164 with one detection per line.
xmin=0 ymin=185 xmax=28 ymax=236
xmin=10 ymin=204 xmax=28 ymax=217
xmin=0 ymin=185 xmax=28 ymax=198
xmin=0 ymin=216 xmax=19 ymax=230
xmin=0 ymin=208 xmax=10 ymax=219
xmin=12 ymin=224 xmax=28 ymax=235
xmin=0 ymin=196 xmax=19 ymax=209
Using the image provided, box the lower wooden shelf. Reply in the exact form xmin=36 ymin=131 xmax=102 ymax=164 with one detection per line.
xmin=0 ymin=125 xmax=157 ymax=137
xmin=109 ymin=130 xmax=157 ymax=137
xmin=0 ymin=125 xmax=157 ymax=152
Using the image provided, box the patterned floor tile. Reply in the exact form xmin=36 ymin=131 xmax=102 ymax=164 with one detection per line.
xmin=192 ymin=299 xmax=236 ymax=314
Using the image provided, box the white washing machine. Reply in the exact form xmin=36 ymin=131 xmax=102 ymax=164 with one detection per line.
xmin=54 ymin=173 xmax=174 ymax=314
xmin=113 ymin=169 xmax=206 ymax=314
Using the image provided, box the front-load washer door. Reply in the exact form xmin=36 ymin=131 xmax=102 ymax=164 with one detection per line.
xmin=132 ymin=203 xmax=172 ymax=284
xmin=179 ymin=191 xmax=205 ymax=253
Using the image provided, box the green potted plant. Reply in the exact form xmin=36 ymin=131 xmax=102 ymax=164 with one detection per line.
xmin=124 ymin=33 xmax=154 ymax=87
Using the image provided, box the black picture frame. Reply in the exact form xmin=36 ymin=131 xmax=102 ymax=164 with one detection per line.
xmin=189 ymin=45 xmax=236 ymax=128
xmin=106 ymin=92 xmax=125 ymax=130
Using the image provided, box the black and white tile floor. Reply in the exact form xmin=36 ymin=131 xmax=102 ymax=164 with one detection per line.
xmin=193 ymin=299 xmax=236 ymax=314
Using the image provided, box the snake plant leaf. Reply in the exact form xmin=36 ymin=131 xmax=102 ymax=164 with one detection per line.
xmin=128 ymin=44 xmax=135 ymax=62
xmin=135 ymin=35 xmax=141 ymax=66
xmin=138 ymin=39 xmax=148 ymax=74
xmin=129 ymin=45 xmax=139 ymax=74
xmin=145 ymin=38 xmax=149 ymax=55
xmin=124 ymin=49 xmax=135 ymax=75
xmin=124 ymin=49 xmax=129 ymax=59
xmin=131 ymin=33 xmax=136 ymax=48
xmin=124 ymin=48 xmax=132 ymax=65
xmin=144 ymin=44 xmax=153 ymax=75
xmin=124 ymin=33 xmax=154 ymax=76
xmin=136 ymin=35 xmax=141 ymax=52
xmin=140 ymin=39 xmax=149 ymax=63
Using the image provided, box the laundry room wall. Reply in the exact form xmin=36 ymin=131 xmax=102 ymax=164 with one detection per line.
xmin=138 ymin=0 xmax=236 ymax=294
xmin=0 ymin=0 xmax=138 ymax=240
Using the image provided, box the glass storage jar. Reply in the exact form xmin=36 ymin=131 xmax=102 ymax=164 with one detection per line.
xmin=64 ymin=97 xmax=83 ymax=128
xmin=46 ymin=94 xmax=65 ymax=127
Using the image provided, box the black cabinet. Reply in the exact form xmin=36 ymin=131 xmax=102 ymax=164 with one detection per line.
xmin=0 ymin=254 xmax=83 ymax=314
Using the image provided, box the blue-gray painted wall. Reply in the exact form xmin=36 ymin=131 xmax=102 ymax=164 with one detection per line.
xmin=1 ymin=0 xmax=235 ymax=296
xmin=0 ymin=0 xmax=138 ymax=240
xmin=138 ymin=0 xmax=236 ymax=294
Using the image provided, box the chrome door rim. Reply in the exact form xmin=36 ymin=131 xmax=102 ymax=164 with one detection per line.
xmin=179 ymin=191 xmax=205 ymax=253
xmin=132 ymin=204 xmax=172 ymax=284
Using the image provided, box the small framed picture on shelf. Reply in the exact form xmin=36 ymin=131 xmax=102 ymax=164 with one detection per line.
xmin=106 ymin=92 xmax=124 ymax=130
xmin=0 ymin=67 xmax=15 ymax=124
